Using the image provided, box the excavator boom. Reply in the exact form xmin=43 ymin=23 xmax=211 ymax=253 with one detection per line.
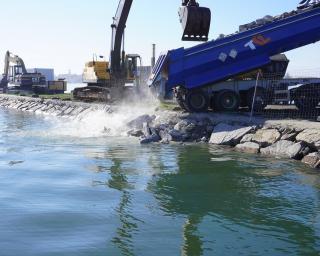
xmin=110 ymin=0 xmax=211 ymax=75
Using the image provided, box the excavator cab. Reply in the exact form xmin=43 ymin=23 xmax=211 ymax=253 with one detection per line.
xmin=179 ymin=0 xmax=211 ymax=41
xmin=125 ymin=54 xmax=141 ymax=81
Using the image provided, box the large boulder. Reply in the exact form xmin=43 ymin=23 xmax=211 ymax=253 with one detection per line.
xmin=209 ymin=124 xmax=254 ymax=146
xmin=142 ymin=122 xmax=152 ymax=137
xmin=281 ymin=132 xmax=298 ymax=141
xmin=235 ymin=142 xmax=260 ymax=154
xmin=140 ymin=134 xmax=161 ymax=144
xmin=302 ymin=152 xmax=320 ymax=169
xmin=127 ymin=115 xmax=156 ymax=129
xmin=260 ymin=140 xmax=306 ymax=159
xmin=240 ymin=134 xmax=254 ymax=143
xmin=174 ymin=120 xmax=197 ymax=133
xmin=169 ymin=129 xmax=184 ymax=142
xmin=127 ymin=129 xmax=144 ymax=137
xmin=159 ymin=130 xmax=173 ymax=144
xmin=280 ymin=128 xmax=299 ymax=141
xmin=296 ymin=129 xmax=320 ymax=150
xmin=252 ymin=129 xmax=281 ymax=146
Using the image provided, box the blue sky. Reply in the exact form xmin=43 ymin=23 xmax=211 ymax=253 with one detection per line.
xmin=0 ymin=0 xmax=319 ymax=75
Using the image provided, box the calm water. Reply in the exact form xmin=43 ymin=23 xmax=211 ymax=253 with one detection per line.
xmin=0 ymin=108 xmax=320 ymax=256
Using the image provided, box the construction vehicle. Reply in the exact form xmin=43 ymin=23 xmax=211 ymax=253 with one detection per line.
xmin=149 ymin=2 xmax=320 ymax=112
xmin=0 ymin=51 xmax=46 ymax=92
xmin=74 ymin=0 xmax=211 ymax=102
xmin=0 ymin=51 xmax=67 ymax=95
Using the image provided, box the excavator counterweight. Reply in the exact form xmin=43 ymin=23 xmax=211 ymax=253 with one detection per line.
xmin=179 ymin=0 xmax=211 ymax=41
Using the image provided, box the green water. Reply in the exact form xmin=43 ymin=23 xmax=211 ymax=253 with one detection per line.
xmin=0 ymin=109 xmax=319 ymax=256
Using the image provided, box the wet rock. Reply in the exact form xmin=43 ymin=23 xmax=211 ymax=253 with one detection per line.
xmin=252 ymin=129 xmax=281 ymax=147
xmin=127 ymin=129 xmax=144 ymax=137
xmin=281 ymin=132 xmax=298 ymax=141
xmin=17 ymin=102 xmax=30 ymax=110
xmin=142 ymin=122 xmax=152 ymax=137
xmin=302 ymin=152 xmax=320 ymax=169
xmin=260 ymin=140 xmax=306 ymax=160
xmin=156 ymin=123 xmax=171 ymax=131
xmin=71 ymin=107 xmax=86 ymax=116
xmin=185 ymin=123 xmax=197 ymax=133
xmin=169 ymin=129 xmax=184 ymax=142
xmin=127 ymin=114 xmax=155 ymax=129
xmin=153 ymin=112 xmax=181 ymax=127
xmin=296 ymin=129 xmax=320 ymax=150
xmin=235 ymin=142 xmax=260 ymax=154
xmin=159 ymin=130 xmax=173 ymax=143
xmin=174 ymin=120 xmax=191 ymax=132
xmin=240 ymin=134 xmax=254 ymax=143
xmin=62 ymin=106 xmax=75 ymax=115
xmin=29 ymin=104 xmax=43 ymax=112
xmin=279 ymin=128 xmax=299 ymax=141
xmin=200 ymin=137 xmax=208 ymax=143
xmin=209 ymin=123 xmax=254 ymax=146
xmin=140 ymin=134 xmax=161 ymax=144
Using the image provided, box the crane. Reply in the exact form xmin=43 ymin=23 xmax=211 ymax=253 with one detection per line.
xmin=74 ymin=0 xmax=211 ymax=102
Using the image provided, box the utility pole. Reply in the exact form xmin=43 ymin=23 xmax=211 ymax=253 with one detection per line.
xmin=151 ymin=44 xmax=156 ymax=68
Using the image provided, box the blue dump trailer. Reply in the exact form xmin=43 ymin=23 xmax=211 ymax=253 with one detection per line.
xmin=149 ymin=3 xmax=320 ymax=112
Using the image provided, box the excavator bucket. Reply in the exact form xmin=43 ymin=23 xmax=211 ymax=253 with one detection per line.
xmin=179 ymin=4 xmax=211 ymax=41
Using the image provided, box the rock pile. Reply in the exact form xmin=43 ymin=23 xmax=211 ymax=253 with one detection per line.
xmin=1 ymin=94 xmax=320 ymax=170
xmin=126 ymin=113 xmax=320 ymax=170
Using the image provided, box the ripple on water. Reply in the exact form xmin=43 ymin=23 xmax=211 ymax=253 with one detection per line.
xmin=0 ymin=108 xmax=320 ymax=255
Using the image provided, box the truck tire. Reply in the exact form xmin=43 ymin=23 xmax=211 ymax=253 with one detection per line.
xmin=214 ymin=90 xmax=240 ymax=111
xmin=184 ymin=90 xmax=209 ymax=112
xmin=246 ymin=87 xmax=267 ymax=111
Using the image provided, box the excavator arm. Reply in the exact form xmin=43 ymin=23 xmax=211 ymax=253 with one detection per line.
xmin=110 ymin=0 xmax=211 ymax=76
xmin=1 ymin=51 xmax=29 ymax=90
xmin=3 ymin=51 xmax=28 ymax=75
xmin=110 ymin=0 xmax=133 ymax=77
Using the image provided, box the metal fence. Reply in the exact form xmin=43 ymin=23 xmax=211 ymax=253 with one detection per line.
xmin=249 ymin=69 xmax=320 ymax=121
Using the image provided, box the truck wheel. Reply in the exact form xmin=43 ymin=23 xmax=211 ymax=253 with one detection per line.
xmin=246 ymin=87 xmax=267 ymax=111
xmin=185 ymin=90 xmax=209 ymax=112
xmin=214 ymin=90 xmax=240 ymax=111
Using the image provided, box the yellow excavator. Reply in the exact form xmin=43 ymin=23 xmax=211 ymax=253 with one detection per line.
xmin=74 ymin=0 xmax=211 ymax=102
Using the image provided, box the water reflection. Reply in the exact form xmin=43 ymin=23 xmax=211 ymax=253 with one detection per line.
xmin=147 ymin=145 xmax=320 ymax=255
xmin=94 ymin=148 xmax=139 ymax=256
xmin=2 ymin=108 xmax=319 ymax=255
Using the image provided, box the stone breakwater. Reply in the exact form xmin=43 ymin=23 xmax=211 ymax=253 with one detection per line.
xmin=1 ymin=94 xmax=320 ymax=170
xmin=0 ymin=95 xmax=111 ymax=117
xmin=127 ymin=113 xmax=320 ymax=170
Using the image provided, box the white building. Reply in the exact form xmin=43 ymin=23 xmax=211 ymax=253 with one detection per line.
xmin=27 ymin=68 xmax=54 ymax=82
